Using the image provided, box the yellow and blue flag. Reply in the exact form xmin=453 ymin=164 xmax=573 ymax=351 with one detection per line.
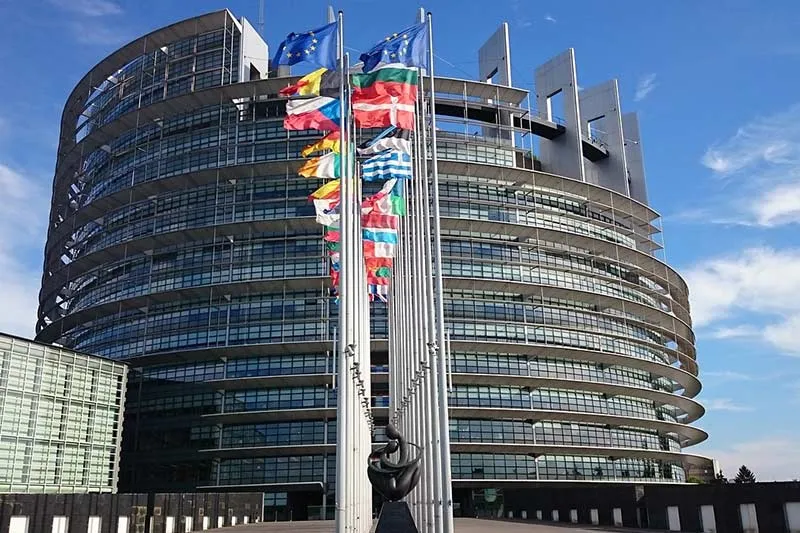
xmin=360 ymin=21 xmax=429 ymax=73
xmin=273 ymin=21 xmax=338 ymax=71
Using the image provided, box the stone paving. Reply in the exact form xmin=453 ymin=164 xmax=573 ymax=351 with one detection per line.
xmin=202 ymin=517 xmax=670 ymax=532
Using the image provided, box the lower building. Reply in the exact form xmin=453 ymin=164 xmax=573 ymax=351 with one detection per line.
xmin=0 ymin=333 xmax=127 ymax=493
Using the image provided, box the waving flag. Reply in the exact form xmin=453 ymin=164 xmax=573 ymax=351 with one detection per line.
xmin=364 ymin=240 xmax=396 ymax=258
xmin=363 ymin=228 xmax=398 ymax=244
xmin=363 ymin=178 xmax=406 ymax=216
xmin=368 ymin=284 xmax=389 ymax=302
xmin=367 ymin=270 xmax=392 ymax=286
xmin=280 ymin=68 xmax=341 ymax=97
xmin=358 ymin=126 xmax=412 ymax=156
xmin=353 ymin=64 xmax=418 ymax=101
xmin=362 ymin=213 xmax=398 ymax=230
xmin=353 ymin=94 xmax=415 ymax=130
xmin=302 ymin=131 xmax=341 ymax=157
xmin=309 ymin=179 xmax=341 ymax=200
xmin=366 ymin=257 xmax=393 ymax=273
xmin=285 ymin=97 xmax=340 ymax=131
xmin=298 ymin=152 xmax=340 ymax=179
xmin=314 ymin=198 xmax=339 ymax=227
xmin=362 ymin=150 xmax=412 ymax=182
xmin=359 ymin=21 xmax=429 ymax=73
xmin=273 ymin=21 xmax=338 ymax=71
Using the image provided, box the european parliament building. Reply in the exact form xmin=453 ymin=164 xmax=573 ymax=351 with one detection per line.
xmin=36 ymin=9 xmax=710 ymax=518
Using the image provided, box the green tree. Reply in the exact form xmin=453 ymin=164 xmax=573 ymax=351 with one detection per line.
xmin=734 ymin=465 xmax=756 ymax=483
xmin=711 ymin=471 xmax=728 ymax=484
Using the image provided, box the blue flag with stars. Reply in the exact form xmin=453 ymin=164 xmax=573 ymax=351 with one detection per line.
xmin=273 ymin=21 xmax=338 ymax=71
xmin=360 ymin=21 xmax=429 ymax=73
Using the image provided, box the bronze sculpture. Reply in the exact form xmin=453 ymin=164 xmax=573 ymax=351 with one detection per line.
xmin=367 ymin=423 xmax=423 ymax=501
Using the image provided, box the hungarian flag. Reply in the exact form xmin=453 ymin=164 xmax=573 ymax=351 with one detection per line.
xmin=352 ymin=64 xmax=418 ymax=101
xmin=302 ymin=131 xmax=341 ymax=157
xmin=298 ymin=152 xmax=340 ymax=179
xmin=284 ymin=96 xmax=340 ymax=131
xmin=280 ymin=67 xmax=340 ymax=97
xmin=309 ymin=179 xmax=340 ymax=200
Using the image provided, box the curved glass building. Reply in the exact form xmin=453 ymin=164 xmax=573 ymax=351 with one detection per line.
xmin=37 ymin=10 xmax=709 ymax=518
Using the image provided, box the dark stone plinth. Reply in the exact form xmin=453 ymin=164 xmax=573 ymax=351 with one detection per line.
xmin=375 ymin=501 xmax=418 ymax=533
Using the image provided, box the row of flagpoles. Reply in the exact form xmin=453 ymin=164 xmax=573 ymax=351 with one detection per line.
xmin=274 ymin=10 xmax=453 ymax=533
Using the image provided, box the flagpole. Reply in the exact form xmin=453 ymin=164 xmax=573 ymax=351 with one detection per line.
xmin=416 ymin=69 xmax=443 ymax=533
xmin=334 ymin=11 xmax=353 ymax=533
xmin=412 ymin=172 xmax=426 ymax=531
xmin=425 ymin=12 xmax=454 ymax=533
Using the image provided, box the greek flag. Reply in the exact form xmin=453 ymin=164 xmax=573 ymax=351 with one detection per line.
xmin=361 ymin=150 xmax=412 ymax=182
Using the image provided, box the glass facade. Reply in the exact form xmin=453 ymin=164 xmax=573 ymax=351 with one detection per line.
xmin=38 ymin=10 xmax=706 ymax=510
xmin=0 ymin=334 xmax=127 ymax=493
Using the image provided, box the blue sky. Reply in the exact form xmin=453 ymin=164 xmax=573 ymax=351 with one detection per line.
xmin=1 ymin=0 xmax=799 ymax=480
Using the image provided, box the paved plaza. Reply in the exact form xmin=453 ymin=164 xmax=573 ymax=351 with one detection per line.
xmin=203 ymin=518 xmax=671 ymax=532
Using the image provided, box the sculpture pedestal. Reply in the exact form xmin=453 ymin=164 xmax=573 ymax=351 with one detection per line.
xmin=375 ymin=501 xmax=418 ymax=533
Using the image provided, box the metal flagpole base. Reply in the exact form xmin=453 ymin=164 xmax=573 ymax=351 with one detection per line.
xmin=375 ymin=502 xmax=419 ymax=533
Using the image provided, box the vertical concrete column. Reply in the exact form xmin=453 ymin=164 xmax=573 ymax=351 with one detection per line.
xmin=622 ymin=112 xmax=649 ymax=204
xmin=478 ymin=23 xmax=513 ymax=147
xmin=579 ymin=80 xmax=629 ymax=194
xmin=535 ymin=49 xmax=585 ymax=181
xmin=479 ymin=23 xmax=511 ymax=85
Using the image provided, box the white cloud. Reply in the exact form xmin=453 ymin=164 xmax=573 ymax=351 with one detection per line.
xmin=702 ymin=106 xmax=800 ymax=176
xmin=702 ymin=398 xmax=754 ymax=412
xmin=70 ymin=21 xmax=129 ymax=46
xmin=750 ymin=182 xmax=800 ymax=226
xmin=763 ymin=315 xmax=800 ymax=356
xmin=48 ymin=0 xmax=122 ymax=17
xmin=708 ymin=324 xmax=761 ymax=339
xmin=702 ymin=437 xmax=800 ymax=481
xmin=685 ymin=247 xmax=800 ymax=326
xmin=47 ymin=0 xmax=127 ymax=46
xmin=544 ymin=15 xmax=557 ymax=23
xmin=702 ymin=370 xmax=755 ymax=382
xmin=685 ymin=247 xmax=800 ymax=356
xmin=509 ymin=0 xmax=533 ymax=29
xmin=0 ymin=164 xmax=47 ymax=338
xmin=692 ymin=103 xmax=800 ymax=227
xmin=634 ymin=73 xmax=657 ymax=102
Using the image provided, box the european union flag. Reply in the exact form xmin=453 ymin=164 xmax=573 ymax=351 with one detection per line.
xmin=273 ymin=21 xmax=338 ymax=71
xmin=360 ymin=21 xmax=430 ymax=73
